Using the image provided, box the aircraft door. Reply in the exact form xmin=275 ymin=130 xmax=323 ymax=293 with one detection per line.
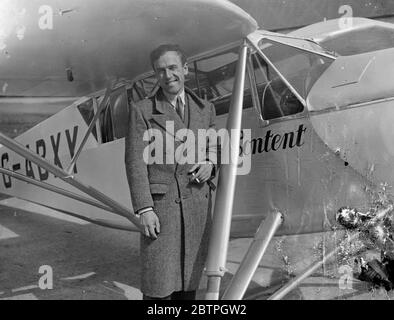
xmin=229 ymin=39 xmax=369 ymax=237
xmin=227 ymin=50 xmax=312 ymax=236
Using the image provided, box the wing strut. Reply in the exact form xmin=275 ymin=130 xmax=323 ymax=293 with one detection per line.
xmin=268 ymin=230 xmax=363 ymax=300
xmin=0 ymin=132 xmax=142 ymax=232
xmin=0 ymin=167 xmax=114 ymax=213
xmin=204 ymin=41 xmax=249 ymax=300
xmin=20 ymin=199 xmax=139 ymax=232
xmin=222 ymin=211 xmax=283 ymax=299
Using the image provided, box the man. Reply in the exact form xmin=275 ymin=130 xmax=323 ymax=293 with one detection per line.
xmin=125 ymin=44 xmax=217 ymax=300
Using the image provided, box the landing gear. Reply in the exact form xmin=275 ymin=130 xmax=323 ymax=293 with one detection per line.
xmin=222 ymin=211 xmax=284 ymax=300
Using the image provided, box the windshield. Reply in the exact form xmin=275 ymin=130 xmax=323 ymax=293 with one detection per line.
xmin=321 ymin=25 xmax=394 ymax=56
xmin=258 ymin=38 xmax=335 ymax=99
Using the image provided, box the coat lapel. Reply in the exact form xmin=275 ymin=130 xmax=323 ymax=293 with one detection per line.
xmin=187 ymin=92 xmax=205 ymax=135
xmin=150 ymin=91 xmax=186 ymax=141
xmin=184 ymin=91 xmax=207 ymax=166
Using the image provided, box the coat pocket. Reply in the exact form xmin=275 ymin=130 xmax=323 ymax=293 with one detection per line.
xmin=150 ymin=183 xmax=169 ymax=195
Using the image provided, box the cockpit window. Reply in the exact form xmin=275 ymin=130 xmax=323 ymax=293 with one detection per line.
xmin=251 ymin=53 xmax=304 ymax=120
xmin=128 ymin=47 xmax=254 ymax=117
xmin=187 ymin=48 xmax=253 ymax=116
xmin=129 ymin=77 xmax=158 ymax=102
xmin=258 ymin=39 xmax=333 ymax=100
xmin=77 ymin=98 xmax=98 ymax=141
xmin=188 ymin=51 xmax=239 ymax=101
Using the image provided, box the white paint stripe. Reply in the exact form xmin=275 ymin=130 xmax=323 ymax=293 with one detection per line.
xmin=0 ymin=293 xmax=38 ymax=300
xmin=60 ymin=272 xmax=96 ymax=281
xmin=0 ymin=198 xmax=89 ymax=225
xmin=12 ymin=285 xmax=39 ymax=293
xmin=0 ymin=224 xmax=19 ymax=240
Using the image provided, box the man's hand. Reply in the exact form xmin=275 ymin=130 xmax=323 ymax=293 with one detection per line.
xmin=139 ymin=210 xmax=160 ymax=239
xmin=189 ymin=162 xmax=213 ymax=184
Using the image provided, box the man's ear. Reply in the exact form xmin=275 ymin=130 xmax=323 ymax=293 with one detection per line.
xmin=183 ymin=62 xmax=189 ymax=75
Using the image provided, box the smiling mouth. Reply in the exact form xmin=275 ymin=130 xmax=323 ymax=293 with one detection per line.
xmin=166 ymin=80 xmax=178 ymax=85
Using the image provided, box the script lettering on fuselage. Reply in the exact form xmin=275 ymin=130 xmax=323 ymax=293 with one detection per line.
xmin=0 ymin=126 xmax=79 ymax=189
xmin=240 ymin=124 xmax=307 ymax=156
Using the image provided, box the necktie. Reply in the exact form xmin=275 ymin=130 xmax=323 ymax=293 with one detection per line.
xmin=175 ymin=96 xmax=184 ymax=122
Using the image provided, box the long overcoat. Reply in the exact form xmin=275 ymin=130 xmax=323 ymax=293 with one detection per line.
xmin=125 ymin=87 xmax=217 ymax=297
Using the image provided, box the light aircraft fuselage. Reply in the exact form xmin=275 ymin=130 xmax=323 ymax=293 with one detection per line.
xmin=1 ymin=0 xmax=394 ymax=239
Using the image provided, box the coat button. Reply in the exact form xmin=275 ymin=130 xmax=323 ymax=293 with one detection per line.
xmin=175 ymin=198 xmax=181 ymax=204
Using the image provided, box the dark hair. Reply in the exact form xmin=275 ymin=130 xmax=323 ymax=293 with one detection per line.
xmin=150 ymin=44 xmax=187 ymax=69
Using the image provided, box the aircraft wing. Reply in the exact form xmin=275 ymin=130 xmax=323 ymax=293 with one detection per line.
xmin=0 ymin=0 xmax=257 ymax=98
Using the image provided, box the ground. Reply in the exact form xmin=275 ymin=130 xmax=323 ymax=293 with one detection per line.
xmin=1 ymin=204 xmax=394 ymax=300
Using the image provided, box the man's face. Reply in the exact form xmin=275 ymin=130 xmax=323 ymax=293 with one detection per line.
xmin=153 ymin=51 xmax=188 ymax=96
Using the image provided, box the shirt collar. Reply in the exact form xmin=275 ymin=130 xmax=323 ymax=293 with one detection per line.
xmin=162 ymin=88 xmax=185 ymax=108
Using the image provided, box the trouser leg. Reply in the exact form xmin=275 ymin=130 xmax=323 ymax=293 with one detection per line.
xmin=171 ymin=290 xmax=196 ymax=300
xmin=143 ymin=294 xmax=172 ymax=300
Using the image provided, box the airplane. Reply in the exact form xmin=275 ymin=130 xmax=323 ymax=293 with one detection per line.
xmin=1 ymin=0 xmax=394 ymax=300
